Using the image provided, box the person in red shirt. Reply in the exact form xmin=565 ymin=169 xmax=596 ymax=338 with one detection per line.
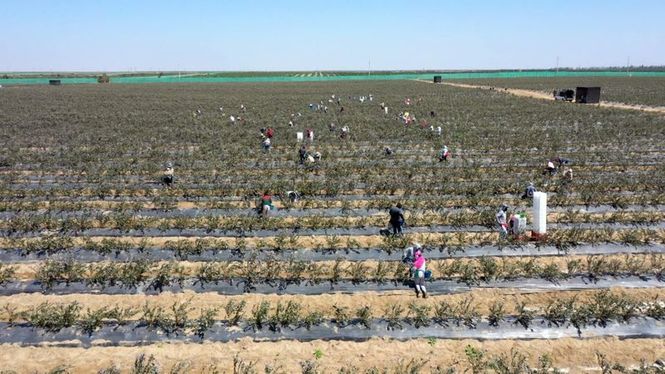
xmin=260 ymin=192 xmax=274 ymax=217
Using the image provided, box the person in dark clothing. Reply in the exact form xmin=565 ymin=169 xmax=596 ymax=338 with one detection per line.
xmin=299 ymin=145 xmax=308 ymax=165
xmin=521 ymin=182 xmax=536 ymax=199
xmin=162 ymin=162 xmax=174 ymax=187
xmin=389 ymin=203 xmax=405 ymax=235
xmin=554 ymin=156 xmax=571 ymax=167
xmin=287 ymin=190 xmax=300 ymax=203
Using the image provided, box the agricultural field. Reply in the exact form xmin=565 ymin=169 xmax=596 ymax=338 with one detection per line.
xmin=458 ymin=77 xmax=665 ymax=107
xmin=0 ymin=80 xmax=664 ymax=373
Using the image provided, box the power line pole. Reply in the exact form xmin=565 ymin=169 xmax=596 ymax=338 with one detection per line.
xmin=627 ymin=56 xmax=631 ymax=76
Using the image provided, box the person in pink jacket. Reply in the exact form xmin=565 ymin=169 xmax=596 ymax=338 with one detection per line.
xmin=413 ymin=250 xmax=427 ymax=298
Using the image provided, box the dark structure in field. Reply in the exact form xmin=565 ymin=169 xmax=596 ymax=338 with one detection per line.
xmin=48 ymin=80 xmax=61 ymax=86
xmin=433 ymin=76 xmax=442 ymax=83
xmin=576 ymin=86 xmax=601 ymax=104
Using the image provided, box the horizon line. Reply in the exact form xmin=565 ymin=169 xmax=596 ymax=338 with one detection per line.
xmin=3 ymin=65 xmax=664 ymax=74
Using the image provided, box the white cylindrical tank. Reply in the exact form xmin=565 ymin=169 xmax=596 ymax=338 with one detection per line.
xmin=533 ymin=192 xmax=547 ymax=234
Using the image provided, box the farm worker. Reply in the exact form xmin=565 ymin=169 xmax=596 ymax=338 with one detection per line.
xmin=521 ymin=182 xmax=537 ymax=199
xmin=555 ymin=156 xmax=572 ymax=167
xmin=563 ymin=167 xmax=573 ymax=181
xmin=545 ymin=160 xmax=557 ymax=176
xmin=229 ymin=115 xmax=236 ymax=124
xmin=340 ymin=126 xmax=349 ymax=139
xmin=313 ymin=151 xmax=322 ymax=162
xmin=438 ymin=146 xmax=450 ymax=162
xmin=436 ymin=126 xmax=442 ymax=136
xmin=306 ymin=128 xmax=314 ymax=142
xmin=286 ymin=190 xmax=300 ymax=203
xmin=329 ymin=123 xmax=336 ymax=132
xmin=402 ymin=243 xmax=421 ymax=264
xmin=430 ymin=111 xmax=437 ymax=117
xmin=219 ymin=106 xmax=224 ymax=112
xmin=385 ymin=146 xmax=394 ymax=156
xmin=384 ymin=106 xmax=389 ymax=114
xmin=162 ymin=162 xmax=175 ymax=187
xmin=260 ymin=192 xmax=274 ymax=217
xmin=369 ymin=94 xmax=373 ymax=101
xmin=240 ymin=104 xmax=246 ymax=112
xmin=389 ymin=203 xmax=405 ymax=235
xmin=262 ymin=137 xmax=271 ymax=152
xmin=413 ymin=250 xmax=428 ymax=298
xmin=299 ymin=145 xmax=308 ymax=165
xmin=266 ymin=127 xmax=274 ymax=139
xmin=288 ymin=120 xmax=294 ymax=127
xmin=380 ymin=102 xmax=385 ymax=110
xmin=496 ymin=204 xmax=509 ymax=239
xmin=340 ymin=106 xmax=345 ymax=113
xmin=508 ymin=213 xmax=519 ymax=236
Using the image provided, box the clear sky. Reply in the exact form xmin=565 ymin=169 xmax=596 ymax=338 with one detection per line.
xmin=2 ymin=0 xmax=664 ymax=71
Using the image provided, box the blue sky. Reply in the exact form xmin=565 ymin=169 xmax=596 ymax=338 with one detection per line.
xmin=2 ymin=0 xmax=664 ymax=71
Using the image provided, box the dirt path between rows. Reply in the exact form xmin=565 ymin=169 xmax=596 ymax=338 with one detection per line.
xmin=418 ymin=80 xmax=665 ymax=115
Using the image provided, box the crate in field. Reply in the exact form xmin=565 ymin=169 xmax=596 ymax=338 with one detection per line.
xmin=433 ymin=75 xmax=442 ymax=83
xmin=49 ymin=79 xmax=61 ymax=86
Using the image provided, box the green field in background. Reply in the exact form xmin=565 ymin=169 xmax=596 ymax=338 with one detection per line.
xmin=2 ymin=70 xmax=665 ymax=86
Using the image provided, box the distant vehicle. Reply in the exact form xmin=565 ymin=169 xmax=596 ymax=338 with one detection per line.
xmin=553 ymin=89 xmax=575 ymax=101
